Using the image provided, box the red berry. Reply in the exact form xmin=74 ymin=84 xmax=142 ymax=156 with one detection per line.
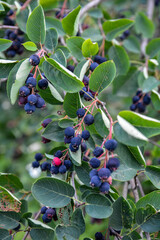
xmin=52 ymin=157 xmax=61 ymax=166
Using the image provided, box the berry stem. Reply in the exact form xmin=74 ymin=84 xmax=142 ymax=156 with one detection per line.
xmin=33 ymin=66 xmax=38 ymax=78
xmin=60 ymin=0 xmax=67 ymax=17
xmin=21 ymin=0 xmax=32 ymax=11
xmin=104 ymin=150 xmax=108 ymax=168
xmin=37 ymin=66 xmax=43 ymax=78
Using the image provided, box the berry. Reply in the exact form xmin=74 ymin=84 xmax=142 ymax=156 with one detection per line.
xmin=24 ymin=103 xmax=36 ymax=114
xmin=104 ymin=139 xmax=117 ymax=151
xmin=69 ymin=143 xmax=79 ymax=152
xmin=143 ymin=93 xmax=151 ymax=105
xmin=99 ymin=182 xmax=110 ymax=193
xmin=136 ymin=90 xmax=142 ymax=97
xmin=81 ymin=142 xmax=87 ymax=152
xmin=67 ymin=65 xmax=75 ymax=72
xmin=38 ymin=79 xmax=48 ymax=90
xmin=52 ymin=157 xmax=61 ymax=166
xmin=18 ymin=96 xmax=27 ymax=106
xmin=82 ymin=130 xmax=90 ymax=140
xmin=7 ymin=9 xmax=14 ymax=16
xmin=18 ymin=29 xmax=24 ymax=35
xmin=12 ymin=40 xmax=21 ymax=50
xmin=19 ymin=86 xmax=30 ymax=97
xmin=5 ymin=29 xmax=12 ymax=37
xmin=42 ymin=137 xmax=51 ymax=144
xmin=54 ymin=150 xmax=63 ymax=158
xmin=35 ymin=153 xmax=43 ymax=161
xmin=41 ymin=118 xmax=52 ymax=128
xmin=9 ymin=32 xmax=17 ymax=40
xmin=89 ymin=158 xmax=101 ymax=168
xmin=95 ymin=232 xmax=105 ymax=240
xmin=64 ymin=127 xmax=75 ymax=138
xmin=90 ymin=175 xmax=101 ymax=187
xmin=41 ymin=206 xmax=47 ymax=214
xmin=59 ymin=165 xmax=67 ymax=174
xmin=26 ymin=77 xmax=37 ymax=88
xmin=36 ymin=97 xmax=45 ymax=108
xmin=83 ymin=75 xmax=89 ymax=86
xmin=89 ymin=169 xmax=98 ymax=178
xmin=76 ymin=108 xmax=85 ymax=118
xmin=84 ymin=91 xmax=93 ymax=101
xmin=71 ymin=136 xmax=82 ymax=147
xmin=80 ymin=87 xmax=87 ymax=96
xmin=93 ymin=147 xmax=104 ymax=157
xmin=6 ymin=50 xmax=16 ymax=58
xmin=64 ymin=160 xmax=72 ymax=169
xmin=13 ymin=224 xmax=21 ymax=231
xmin=50 ymin=166 xmax=59 ymax=174
xmin=90 ymin=62 xmax=99 ymax=71
xmin=29 ymin=54 xmax=40 ymax=66
xmin=123 ymin=30 xmax=130 ymax=37
xmin=64 ymin=136 xmax=72 ymax=144
xmin=84 ymin=114 xmax=94 ymax=125
xmin=42 ymin=213 xmax=52 ymax=223
xmin=94 ymin=55 xmax=107 ymax=64
xmin=3 ymin=17 xmax=15 ymax=26
xmin=132 ymin=96 xmax=140 ymax=104
xmin=17 ymin=46 xmax=24 ymax=55
xmin=137 ymin=102 xmax=146 ymax=113
xmin=107 ymin=157 xmax=120 ymax=171
xmin=32 ymin=161 xmax=40 ymax=168
xmin=98 ymin=168 xmax=111 ymax=180
xmin=27 ymin=94 xmax=37 ymax=105
xmin=41 ymin=162 xmax=51 ymax=171
xmin=130 ymin=104 xmax=137 ymax=111
xmin=46 ymin=208 xmax=56 ymax=218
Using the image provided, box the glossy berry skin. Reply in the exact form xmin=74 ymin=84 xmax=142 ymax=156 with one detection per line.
xmin=82 ymin=130 xmax=90 ymax=140
xmin=95 ymin=232 xmax=105 ymax=240
xmin=38 ymin=79 xmax=48 ymax=90
xmin=42 ymin=118 xmax=52 ymax=128
xmin=6 ymin=50 xmax=16 ymax=58
xmin=132 ymin=96 xmax=140 ymax=104
xmin=90 ymin=62 xmax=99 ymax=71
xmin=84 ymin=91 xmax=93 ymax=101
xmin=7 ymin=9 xmax=14 ymax=16
xmin=64 ymin=127 xmax=75 ymax=138
xmin=64 ymin=160 xmax=72 ymax=169
xmin=123 ymin=30 xmax=130 ymax=37
xmin=67 ymin=65 xmax=75 ymax=72
xmin=81 ymin=142 xmax=87 ymax=152
xmin=99 ymin=182 xmax=110 ymax=193
xmin=93 ymin=147 xmax=104 ymax=157
xmin=89 ymin=169 xmax=98 ymax=178
xmin=76 ymin=108 xmax=85 ymax=118
xmin=130 ymin=104 xmax=137 ymax=111
xmin=36 ymin=97 xmax=45 ymax=108
xmin=59 ymin=165 xmax=67 ymax=174
xmin=42 ymin=213 xmax=52 ymax=223
xmin=27 ymin=94 xmax=37 ymax=105
xmin=107 ymin=157 xmax=120 ymax=171
xmin=98 ymin=168 xmax=111 ymax=180
xmin=89 ymin=158 xmax=101 ymax=168
xmin=52 ymin=157 xmax=61 ymax=166
xmin=18 ymin=96 xmax=27 ymax=106
xmin=64 ymin=136 xmax=72 ymax=144
xmin=12 ymin=40 xmax=21 ymax=50
xmin=32 ymin=161 xmax=40 ymax=168
xmin=35 ymin=153 xmax=43 ymax=161
xmin=83 ymin=75 xmax=89 ymax=86
xmin=13 ymin=224 xmax=21 ymax=231
xmin=41 ymin=162 xmax=51 ymax=171
xmin=46 ymin=208 xmax=56 ymax=218
xmin=90 ymin=175 xmax=101 ymax=187
xmin=50 ymin=166 xmax=59 ymax=174
xmin=71 ymin=136 xmax=82 ymax=147
xmin=84 ymin=114 xmax=94 ymax=126
xmin=29 ymin=54 xmax=40 ymax=66
xmin=136 ymin=90 xmax=142 ymax=97
xmin=137 ymin=102 xmax=146 ymax=113
xmin=80 ymin=87 xmax=87 ymax=96
xmin=104 ymin=139 xmax=117 ymax=151
xmin=24 ymin=103 xmax=36 ymax=114
xmin=69 ymin=144 xmax=79 ymax=152
xmin=19 ymin=86 xmax=30 ymax=97
xmin=143 ymin=94 xmax=151 ymax=105
xmin=94 ymin=55 xmax=107 ymax=64
xmin=26 ymin=77 xmax=37 ymax=88
xmin=41 ymin=206 xmax=47 ymax=214
xmin=54 ymin=150 xmax=63 ymax=158
xmin=9 ymin=32 xmax=17 ymax=40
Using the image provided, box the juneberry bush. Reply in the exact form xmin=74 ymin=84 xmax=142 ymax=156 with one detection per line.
xmin=0 ymin=0 xmax=160 ymax=240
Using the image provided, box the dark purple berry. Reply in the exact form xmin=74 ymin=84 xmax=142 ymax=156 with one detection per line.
xmin=64 ymin=160 xmax=72 ymax=169
xmin=42 ymin=213 xmax=52 ymax=223
xmin=41 ymin=206 xmax=47 ymax=214
xmin=64 ymin=136 xmax=72 ymax=144
xmin=46 ymin=208 xmax=56 ymax=218
xmin=132 ymin=96 xmax=140 ymax=104
xmin=42 ymin=137 xmax=51 ymax=144
xmin=90 ymin=62 xmax=99 ymax=71
xmin=104 ymin=139 xmax=117 ymax=151
xmin=7 ymin=9 xmax=14 ymax=16
xmin=89 ymin=169 xmax=98 ymax=178
xmin=36 ymin=97 xmax=45 ymax=108
xmin=80 ymin=87 xmax=87 ymax=96
xmin=13 ymin=224 xmax=21 ymax=231
xmin=18 ymin=96 xmax=27 ymax=106
xmin=54 ymin=150 xmax=63 ymax=158
xmin=27 ymin=94 xmax=37 ymax=105
xmin=84 ymin=91 xmax=93 ymax=101
xmin=123 ymin=30 xmax=130 ymax=37
xmin=64 ymin=127 xmax=75 ymax=138
xmin=24 ymin=103 xmax=36 ymax=114
xmin=76 ymin=108 xmax=85 ymax=118
xmin=143 ymin=93 xmax=151 ymax=105
xmin=29 ymin=54 xmax=40 ymax=66
xmin=69 ymin=143 xmax=79 ymax=152
xmin=83 ymin=75 xmax=89 ymax=86
xmin=67 ymin=65 xmax=75 ymax=72
xmin=35 ymin=153 xmax=43 ymax=161
xmin=136 ymin=90 xmax=142 ymax=97
xmin=50 ymin=166 xmax=59 ymax=174
xmin=90 ymin=175 xmax=101 ymax=187
xmin=89 ymin=157 xmax=101 ymax=168
xmin=93 ymin=147 xmax=104 ymax=157
xmin=98 ymin=168 xmax=111 ymax=180
xmin=12 ymin=41 xmax=21 ymax=50
xmin=6 ymin=50 xmax=16 ymax=58
xmin=19 ymin=86 xmax=30 ymax=97
xmin=137 ymin=102 xmax=146 ymax=113
xmin=38 ymin=79 xmax=48 ymax=90
xmin=130 ymin=104 xmax=137 ymax=111
xmin=42 ymin=118 xmax=52 ymax=128
xmin=107 ymin=157 xmax=120 ymax=171
xmin=16 ymin=46 xmax=24 ymax=55
xmin=94 ymin=55 xmax=107 ymax=64
xmin=32 ymin=161 xmax=40 ymax=168
xmin=99 ymin=182 xmax=110 ymax=193
xmin=81 ymin=142 xmax=87 ymax=152
xmin=82 ymin=130 xmax=90 ymax=140
xmin=71 ymin=136 xmax=82 ymax=147
xmin=59 ymin=165 xmax=67 ymax=174
xmin=26 ymin=77 xmax=37 ymax=88
xmin=41 ymin=162 xmax=51 ymax=171
xmin=95 ymin=232 xmax=105 ymax=240
xmin=9 ymin=32 xmax=17 ymax=40
xmin=84 ymin=114 xmax=94 ymax=126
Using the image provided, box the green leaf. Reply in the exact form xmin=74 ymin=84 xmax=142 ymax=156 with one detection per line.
xmin=140 ymin=76 xmax=159 ymax=93
xmin=26 ymin=5 xmax=46 ymax=44
xmin=146 ymin=38 xmax=160 ymax=57
xmin=16 ymin=8 xmax=29 ymax=33
xmin=135 ymin=12 xmax=155 ymax=38
xmin=45 ymin=28 xmax=58 ymax=50
xmin=85 ymin=193 xmax=112 ymax=219
xmin=75 ymin=161 xmax=91 ymax=186
xmin=94 ymin=111 xmax=109 ymax=137
xmin=0 ymin=229 xmax=11 ymax=240
xmin=103 ymin=19 xmax=134 ymax=41
xmin=135 ymin=204 xmax=156 ymax=225
xmin=56 ymin=225 xmax=80 ymax=240
xmin=0 ymin=211 xmax=20 ymax=229
xmin=51 ymin=49 xmax=66 ymax=67
xmin=74 ymin=59 xmax=90 ymax=81
xmin=109 ymin=197 xmax=133 ymax=230
xmin=71 ymin=209 xmax=85 ymax=234
xmin=63 ymin=92 xmax=81 ymax=118
xmin=136 ymin=190 xmax=160 ymax=210
xmin=62 ymin=5 xmax=81 ymax=36
xmin=43 ymin=58 xmax=84 ymax=93
xmin=0 ymin=173 xmax=23 ymax=192
xmin=42 ymin=120 xmax=64 ymax=142
xmin=82 ymin=39 xmax=99 ymax=57
xmin=88 ymin=8 xmax=103 ymax=19
xmin=39 ymin=0 xmax=57 ymax=10
xmin=151 ymin=90 xmax=160 ymax=111
xmin=140 ymin=212 xmax=160 ymax=233
xmin=58 ymin=119 xmax=74 ymax=128
xmin=0 ymin=38 xmax=12 ymax=51
xmin=108 ymin=45 xmax=130 ymax=75
xmin=10 ymin=59 xmax=32 ymax=105
xmin=89 ymin=60 xmax=116 ymax=93
xmin=46 ymin=17 xmax=65 ymax=36
xmin=69 ymin=147 xmax=81 ymax=166
xmin=66 ymin=37 xmax=85 ymax=61
xmin=0 ymin=3 xmax=5 ymax=11
xmin=123 ymin=35 xmax=140 ymax=54
xmin=145 ymin=165 xmax=160 ymax=189
xmin=0 ymin=59 xmax=18 ymax=79
xmin=127 ymin=146 xmax=146 ymax=167
xmin=23 ymin=41 xmax=38 ymax=51
xmin=112 ymin=162 xmax=138 ymax=181
xmin=81 ymin=28 xmax=103 ymax=42
xmin=32 ymin=177 xmax=75 ymax=208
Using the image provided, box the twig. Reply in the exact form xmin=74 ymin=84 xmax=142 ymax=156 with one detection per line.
xmin=21 ymin=0 xmax=32 ymax=11
xmin=136 ymin=177 xmax=145 ymax=197
xmin=71 ymin=171 xmax=78 ymax=206
xmin=0 ymin=25 xmax=19 ymax=30
xmin=130 ymin=178 xmax=139 ymax=202
xmin=79 ymin=0 xmax=105 ymax=18
xmin=122 ymin=182 xmax=128 ymax=199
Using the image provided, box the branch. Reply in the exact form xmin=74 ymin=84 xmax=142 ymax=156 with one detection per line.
xmin=122 ymin=182 xmax=128 ymax=199
xmin=20 ymin=0 xmax=32 ymax=11
xmin=136 ymin=177 xmax=145 ymax=197
xmin=0 ymin=25 xmax=19 ymax=30
xmin=130 ymin=178 xmax=139 ymax=202
xmin=79 ymin=0 xmax=105 ymax=18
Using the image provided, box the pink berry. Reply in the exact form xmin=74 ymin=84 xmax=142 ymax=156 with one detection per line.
xmin=52 ymin=157 xmax=61 ymax=166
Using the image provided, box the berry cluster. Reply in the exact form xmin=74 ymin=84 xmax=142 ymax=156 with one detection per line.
xmin=51 ymin=150 xmax=72 ymax=175
xmin=18 ymin=54 xmax=48 ymax=114
xmin=40 ymin=206 xmax=58 ymax=223
xmin=130 ymin=90 xmax=151 ymax=113
xmin=95 ymin=232 xmax=105 ymax=240
xmin=32 ymin=153 xmax=44 ymax=168
xmin=119 ymin=30 xmax=130 ymax=41
xmin=3 ymin=10 xmax=24 ymax=57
